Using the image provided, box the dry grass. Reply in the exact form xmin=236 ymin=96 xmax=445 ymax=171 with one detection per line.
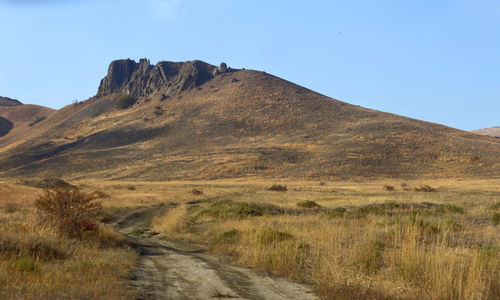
xmin=2 ymin=178 xmax=499 ymax=299
xmin=149 ymin=178 xmax=500 ymax=299
xmin=0 ymin=183 xmax=137 ymax=299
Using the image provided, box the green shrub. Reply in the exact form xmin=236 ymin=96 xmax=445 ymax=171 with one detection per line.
xmin=8 ymin=256 xmax=37 ymax=273
xmin=210 ymin=229 xmax=240 ymax=245
xmin=115 ymin=95 xmax=137 ymax=109
xmin=434 ymin=204 xmax=465 ymax=215
xmin=297 ymin=200 xmax=321 ymax=209
xmin=324 ymin=207 xmax=347 ymax=218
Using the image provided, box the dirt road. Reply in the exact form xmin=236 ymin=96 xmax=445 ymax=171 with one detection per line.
xmin=113 ymin=205 xmax=318 ymax=300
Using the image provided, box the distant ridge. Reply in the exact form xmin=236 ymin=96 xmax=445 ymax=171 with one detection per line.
xmin=471 ymin=127 xmax=500 ymax=138
xmin=0 ymin=96 xmax=22 ymax=106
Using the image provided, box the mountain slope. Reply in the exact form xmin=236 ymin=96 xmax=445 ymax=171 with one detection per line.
xmin=0 ymin=59 xmax=498 ymax=180
xmin=0 ymin=98 xmax=55 ymax=149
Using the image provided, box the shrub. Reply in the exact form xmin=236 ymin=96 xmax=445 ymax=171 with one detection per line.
xmin=493 ymin=213 xmax=500 ymax=226
xmin=268 ymin=184 xmax=287 ymax=192
xmin=324 ymin=207 xmax=347 ymax=218
xmin=8 ymin=257 xmax=37 ymax=273
xmin=210 ymin=229 xmax=240 ymax=246
xmin=297 ymin=200 xmax=321 ymax=209
xmin=34 ymin=188 xmax=103 ymax=238
xmin=28 ymin=116 xmax=46 ymax=127
xmin=115 ymin=95 xmax=137 ymax=109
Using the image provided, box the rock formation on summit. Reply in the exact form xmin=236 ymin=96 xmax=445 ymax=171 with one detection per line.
xmin=98 ymin=59 xmax=230 ymax=97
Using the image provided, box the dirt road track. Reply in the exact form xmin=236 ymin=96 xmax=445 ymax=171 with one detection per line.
xmin=114 ymin=205 xmax=318 ymax=300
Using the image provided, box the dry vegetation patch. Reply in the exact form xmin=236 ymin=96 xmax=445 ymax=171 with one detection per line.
xmin=0 ymin=184 xmax=137 ymax=299
xmin=150 ymin=179 xmax=500 ymax=299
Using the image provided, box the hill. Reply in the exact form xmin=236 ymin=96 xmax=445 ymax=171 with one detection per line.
xmin=0 ymin=96 xmax=23 ymax=107
xmin=471 ymin=127 xmax=500 ymax=139
xmin=0 ymin=59 xmax=498 ymax=180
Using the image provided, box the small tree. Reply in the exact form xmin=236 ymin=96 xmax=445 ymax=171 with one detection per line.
xmin=35 ymin=188 xmax=102 ymax=238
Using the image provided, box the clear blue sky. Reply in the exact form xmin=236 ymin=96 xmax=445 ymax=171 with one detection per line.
xmin=0 ymin=0 xmax=498 ymax=130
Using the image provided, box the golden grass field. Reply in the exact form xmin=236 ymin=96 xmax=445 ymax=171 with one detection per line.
xmin=1 ymin=178 xmax=499 ymax=299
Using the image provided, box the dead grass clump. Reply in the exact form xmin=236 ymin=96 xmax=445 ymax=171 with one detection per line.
xmin=0 ymin=235 xmax=66 ymax=261
xmin=258 ymin=228 xmax=294 ymax=245
xmin=152 ymin=205 xmax=188 ymax=235
xmin=268 ymin=184 xmax=288 ymax=192
xmin=34 ymin=188 xmax=103 ymax=238
xmin=297 ymin=200 xmax=321 ymax=209
xmin=192 ymin=188 xmax=203 ymax=195
xmin=3 ymin=203 xmax=18 ymax=213
xmin=383 ymin=185 xmax=395 ymax=191
xmin=353 ymin=239 xmax=385 ymax=275
xmin=414 ymin=185 xmax=437 ymax=192
xmin=92 ymin=190 xmax=110 ymax=199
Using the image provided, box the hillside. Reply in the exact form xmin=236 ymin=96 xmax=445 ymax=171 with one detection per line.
xmin=0 ymin=98 xmax=55 ymax=147
xmin=0 ymin=59 xmax=498 ymax=180
xmin=471 ymin=127 xmax=500 ymax=139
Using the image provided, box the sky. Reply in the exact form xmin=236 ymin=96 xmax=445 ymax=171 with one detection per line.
xmin=0 ymin=0 xmax=498 ymax=131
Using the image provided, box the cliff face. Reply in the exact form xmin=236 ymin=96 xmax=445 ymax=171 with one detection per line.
xmin=98 ymin=59 xmax=229 ymax=97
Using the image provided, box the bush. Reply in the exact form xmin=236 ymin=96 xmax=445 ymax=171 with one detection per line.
xmin=297 ymin=200 xmax=321 ymax=209
xmin=493 ymin=213 xmax=500 ymax=226
xmin=34 ymin=188 xmax=103 ymax=238
xmin=268 ymin=184 xmax=288 ymax=192
xmin=324 ymin=207 xmax=346 ymax=218
xmin=115 ymin=95 xmax=137 ymax=109
xmin=28 ymin=116 xmax=46 ymax=127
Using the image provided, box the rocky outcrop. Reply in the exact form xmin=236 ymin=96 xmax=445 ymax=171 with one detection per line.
xmin=98 ymin=59 xmax=231 ymax=97
xmin=0 ymin=97 xmax=22 ymax=106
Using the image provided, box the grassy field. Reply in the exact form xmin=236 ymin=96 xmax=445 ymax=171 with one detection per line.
xmin=0 ymin=183 xmax=137 ymax=299
xmin=1 ymin=178 xmax=499 ymax=299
